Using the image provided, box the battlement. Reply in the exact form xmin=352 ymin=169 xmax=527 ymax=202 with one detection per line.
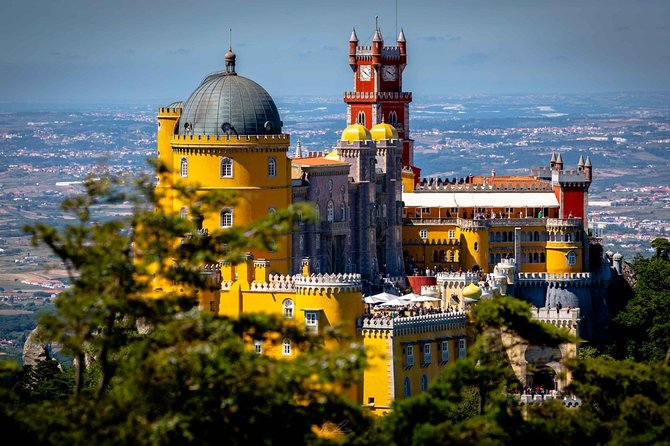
xmin=553 ymin=169 xmax=589 ymax=184
xmin=546 ymin=218 xmax=583 ymax=228
xmin=294 ymin=273 xmax=362 ymax=294
xmin=358 ymin=311 xmax=467 ymax=333
xmin=532 ymin=306 xmax=581 ymax=332
xmin=171 ymin=134 xmax=290 ymax=144
xmin=517 ymin=272 xmax=591 ymax=281
xmin=436 ymin=271 xmax=479 ymax=282
xmin=414 ymin=179 xmax=552 ymax=192
xmin=344 ymin=91 xmax=412 ymax=101
xmin=158 ymin=107 xmax=182 ymax=116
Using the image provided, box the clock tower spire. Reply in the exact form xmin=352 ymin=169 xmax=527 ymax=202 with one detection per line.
xmin=343 ymin=25 xmax=418 ymax=174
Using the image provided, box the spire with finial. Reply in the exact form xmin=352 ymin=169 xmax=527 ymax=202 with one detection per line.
xmin=550 ymin=152 xmax=556 ymax=163
xmin=295 ymin=138 xmax=303 ymax=158
xmin=584 ymin=155 xmax=591 ymax=167
xmin=397 ymin=27 xmax=406 ymax=43
xmin=577 ymin=154 xmax=584 ymax=168
xmin=373 ymin=16 xmax=383 ymax=42
xmin=349 ymin=27 xmax=358 ymax=43
xmin=225 ymin=29 xmax=236 ymax=74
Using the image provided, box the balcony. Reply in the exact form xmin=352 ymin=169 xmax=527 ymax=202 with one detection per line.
xmin=320 ymin=220 xmax=350 ymax=236
xmin=546 ymin=218 xmax=582 ymax=229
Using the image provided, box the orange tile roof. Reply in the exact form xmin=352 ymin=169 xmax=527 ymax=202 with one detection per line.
xmin=292 ymin=156 xmax=350 ymax=166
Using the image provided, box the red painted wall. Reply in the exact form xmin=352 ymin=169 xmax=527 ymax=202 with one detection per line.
xmin=562 ymin=188 xmax=585 ymax=219
xmin=406 ymin=275 xmax=437 ymax=294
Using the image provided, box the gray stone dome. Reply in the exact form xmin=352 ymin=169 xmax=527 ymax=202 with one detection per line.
xmin=179 ymin=61 xmax=282 ymax=136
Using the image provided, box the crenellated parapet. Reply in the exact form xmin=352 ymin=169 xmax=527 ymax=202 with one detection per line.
xmin=394 ymin=312 xmax=467 ymax=336
xmin=294 ymin=273 xmax=362 ymax=294
xmin=532 ymin=307 xmax=581 ymax=332
xmin=516 ymin=272 xmax=591 ymax=288
xmin=546 ymin=218 xmax=583 ymax=229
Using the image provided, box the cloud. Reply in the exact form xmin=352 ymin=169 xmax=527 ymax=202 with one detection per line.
xmin=168 ymin=48 xmax=190 ymax=55
xmin=50 ymin=52 xmax=88 ymax=60
xmin=418 ymin=34 xmax=461 ymax=43
xmin=454 ymin=52 xmax=491 ymax=67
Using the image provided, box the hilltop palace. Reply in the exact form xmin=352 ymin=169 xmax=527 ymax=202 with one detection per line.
xmin=154 ymin=26 xmax=623 ymax=413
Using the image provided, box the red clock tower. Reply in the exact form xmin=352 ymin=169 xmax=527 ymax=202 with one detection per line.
xmin=345 ymin=26 xmax=419 ymax=175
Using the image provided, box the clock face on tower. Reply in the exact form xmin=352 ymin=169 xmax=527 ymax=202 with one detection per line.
xmin=359 ymin=65 xmax=372 ymax=81
xmin=382 ymin=65 xmax=397 ymax=81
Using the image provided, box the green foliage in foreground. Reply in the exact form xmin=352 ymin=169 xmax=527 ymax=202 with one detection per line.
xmin=0 ymin=174 xmax=669 ymax=445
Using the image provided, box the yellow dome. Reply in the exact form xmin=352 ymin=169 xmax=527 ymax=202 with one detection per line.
xmin=370 ymin=122 xmax=399 ymax=141
xmin=462 ymin=282 xmax=482 ymax=299
xmin=340 ymin=124 xmax=372 ymax=142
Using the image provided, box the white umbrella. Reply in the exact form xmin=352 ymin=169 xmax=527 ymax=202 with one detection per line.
xmin=403 ymin=293 xmax=440 ymax=302
xmin=378 ymin=297 xmax=410 ymax=307
xmin=363 ymin=292 xmax=398 ymax=304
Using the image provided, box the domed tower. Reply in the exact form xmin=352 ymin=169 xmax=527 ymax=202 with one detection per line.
xmin=157 ymin=48 xmax=292 ymax=274
xmin=328 ymin=124 xmax=378 ymax=284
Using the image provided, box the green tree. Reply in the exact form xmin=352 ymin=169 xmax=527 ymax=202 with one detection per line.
xmin=0 ymin=170 xmax=371 ymax=445
xmin=613 ymin=244 xmax=670 ymax=362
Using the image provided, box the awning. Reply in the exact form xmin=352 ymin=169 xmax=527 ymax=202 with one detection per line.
xmin=402 ymin=192 xmax=559 ymax=208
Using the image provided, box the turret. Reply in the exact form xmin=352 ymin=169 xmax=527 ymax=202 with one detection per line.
xmin=349 ymin=28 xmax=358 ymax=71
xmin=555 ymin=152 xmax=564 ymax=171
xmin=577 ymin=154 xmax=584 ymax=171
xmin=584 ymin=156 xmax=592 ymax=182
xmin=397 ymin=28 xmax=406 ymax=64
xmin=372 ymin=28 xmax=383 ymax=66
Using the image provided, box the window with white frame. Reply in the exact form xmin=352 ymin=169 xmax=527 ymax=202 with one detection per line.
xmin=419 ymin=229 xmax=428 ymax=239
xmin=388 ymin=111 xmax=398 ymax=126
xmin=422 ymin=343 xmax=432 ymax=365
xmin=567 ymin=250 xmax=577 ymax=266
xmin=356 ymin=111 xmax=366 ymax=125
xmin=282 ymin=338 xmax=292 ymax=356
xmin=282 ymin=299 xmax=294 ymax=319
xmin=404 ymin=344 xmax=414 ymax=367
xmin=253 ymin=340 xmax=262 ymax=354
xmin=180 ymin=157 xmax=188 ymax=178
xmin=448 ymin=229 xmax=456 ymax=239
xmin=220 ymin=208 xmax=233 ymax=228
xmin=268 ymin=207 xmax=277 ymax=215
xmin=441 ymin=340 xmax=449 ymax=362
xmin=268 ymin=157 xmax=277 ymax=177
xmin=421 ymin=374 xmax=428 ymax=392
xmin=404 ymin=377 xmax=411 ymax=398
xmin=458 ymin=338 xmax=467 ymax=359
xmin=304 ymin=311 xmax=318 ymax=333
xmin=327 ymin=200 xmax=334 ymax=222
xmin=180 ymin=207 xmax=188 ymax=220
xmin=340 ymin=203 xmax=346 ymax=221
xmin=220 ymin=157 xmax=233 ymax=178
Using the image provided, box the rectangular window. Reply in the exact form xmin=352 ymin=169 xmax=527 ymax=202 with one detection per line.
xmin=448 ymin=229 xmax=456 ymax=239
xmin=441 ymin=340 xmax=449 ymax=363
xmin=254 ymin=340 xmax=262 ymax=354
xmin=283 ymin=339 xmax=292 ymax=356
xmin=404 ymin=345 xmax=414 ymax=367
xmin=305 ymin=311 xmax=318 ymax=333
xmin=421 ymin=207 xmax=430 ymax=215
xmin=458 ymin=338 xmax=467 ymax=359
xmin=419 ymin=229 xmax=428 ymax=239
xmin=423 ymin=343 xmax=432 ymax=365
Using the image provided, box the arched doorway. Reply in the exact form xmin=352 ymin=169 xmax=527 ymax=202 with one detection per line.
xmin=529 ymin=366 xmax=556 ymax=392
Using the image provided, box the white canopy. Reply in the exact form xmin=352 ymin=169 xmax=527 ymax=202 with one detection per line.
xmin=363 ymin=292 xmax=399 ymax=304
xmin=378 ymin=297 xmax=411 ymax=307
xmin=402 ymin=192 xmax=559 ymax=209
xmin=403 ymin=293 xmax=440 ymax=302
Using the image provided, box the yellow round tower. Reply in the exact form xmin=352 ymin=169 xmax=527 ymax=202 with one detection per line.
xmin=157 ymin=49 xmax=292 ymax=274
xmin=459 ymin=220 xmax=490 ymax=272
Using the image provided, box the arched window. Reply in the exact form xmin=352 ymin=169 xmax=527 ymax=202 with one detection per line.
xmin=220 ymin=208 xmax=233 ymax=228
xmin=449 ymin=251 xmax=455 ymax=262
xmin=340 ymin=203 xmax=346 ymax=221
xmin=433 ymin=250 xmax=439 ymax=263
xmin=282 ymin=299 xmax=294 ymax=319
xmin=567 ymin=251 xmax=577 ymax=266
xmin=356 ymin=111 xmax=366 ymax=125
xmin=534 ymin=231 xmax=540 ymax=241
xmin=404 ymin=377 xmax=411 ymax=398
xmin=495 ymin=232 xmax=501 ymax=242
xmin=299 ymin=235 xmax=304 ymax=251
xmin=473 ymin=241 xmax=479 ymax=252
xmin=282 ymin=338 xmax=292 ymax=356
xmin=327 ymin=200 xmax=334 ymax=222
xmin=490 ymin=254 xmax=495 ymax=265
xmin=389 ymin=111 xmax=398 ymax=126
xmin=268 ymin=207 xmax=277 ymax=215
xmin=180 ymin=157 xmax=188 ymax=178
xmin=502 ymin=232 xmax=508 ymax=242
xmin=509 ymin=231 xmax=514 ymax=241
xmin=220 ymin=157 xmax=233 ymax=178
xmin=495 ymin=253 xmax=501 ymax=264
xmin=540 ymin=252 xmax=546 ymax=263
xmin=533 ymin=252 xmax=539 ymax=263
xmin=268 ymin=157 xmax=277 ymax=177
xmin=179 ymin=207 xmax=188 ymax=220
xmin=421 ymin=374 xmax=428 ymax=392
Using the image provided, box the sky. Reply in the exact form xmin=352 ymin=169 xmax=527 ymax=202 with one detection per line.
xmin=1 ymin=0 xmax=669 ymax=105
